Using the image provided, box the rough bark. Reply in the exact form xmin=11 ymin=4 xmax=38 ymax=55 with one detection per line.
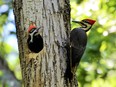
xmin=13 ymin=0 xmax=78 ymax=87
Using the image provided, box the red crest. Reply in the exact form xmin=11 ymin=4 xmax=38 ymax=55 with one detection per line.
xmin=85 ymin=19 xmax=96 ymax=25
xmin=28 ymin=23 xmax=37 ymax=32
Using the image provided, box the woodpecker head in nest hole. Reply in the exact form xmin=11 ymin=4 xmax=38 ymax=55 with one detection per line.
xmin=27 ymin=22 xmax=43 ymax=53
xmin=28 ymin=23 xmax=41 ymax=43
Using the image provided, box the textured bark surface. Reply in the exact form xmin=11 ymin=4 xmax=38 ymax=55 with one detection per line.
xmin=13 ymin=0 xmax=78 ymax=87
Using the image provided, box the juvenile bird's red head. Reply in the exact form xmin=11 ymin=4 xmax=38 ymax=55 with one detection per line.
xmin=28 ymin=23 xmax=37 ymax=32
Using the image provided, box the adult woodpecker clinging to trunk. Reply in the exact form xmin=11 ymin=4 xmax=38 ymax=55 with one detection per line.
xmin=27 ymin=23 xmax=43 ymax=53
xmin=66 ymin=19 xmax=96 ymax=81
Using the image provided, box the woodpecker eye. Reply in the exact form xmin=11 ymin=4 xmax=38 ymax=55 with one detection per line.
xmin=82 ymin=20 xmax=90 ymax=24
xmin=80 ymin=22 xmax=87 ymax=28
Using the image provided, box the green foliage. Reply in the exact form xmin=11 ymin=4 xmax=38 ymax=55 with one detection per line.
xmin=71 ymin=0 xmax=116 ymax=87
xmin=0 ymin=0 xmax=21 ymax=87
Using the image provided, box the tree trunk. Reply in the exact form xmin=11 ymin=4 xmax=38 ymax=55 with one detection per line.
xmin=13 ymin=0 xmax=78 ymax=87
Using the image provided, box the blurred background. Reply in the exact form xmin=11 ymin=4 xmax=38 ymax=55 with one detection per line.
xmin=0 ymin=0 xmax=116 ymax=87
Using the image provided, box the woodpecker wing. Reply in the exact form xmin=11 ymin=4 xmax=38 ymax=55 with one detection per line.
xmin=70 ymin=28 xmax=87 ymax=73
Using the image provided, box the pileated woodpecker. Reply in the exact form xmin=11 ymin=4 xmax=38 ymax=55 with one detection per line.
xmin=27 ymin=23 xmax=43 ymax=53
xmin=65 ymin=19 xmax=96 ymax=81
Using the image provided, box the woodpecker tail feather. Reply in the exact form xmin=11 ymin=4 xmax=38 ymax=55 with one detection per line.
xmin=65 ymin=63 xmax=73 ymax=81
xmin=64 ymin=44 xmax=73 ymax=82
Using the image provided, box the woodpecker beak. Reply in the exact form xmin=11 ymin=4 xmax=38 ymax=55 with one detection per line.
xmin=34 ymin=26 xmax=42 ymax=36
xmin=72 ymin=21 xmax=80 ymax=23
xmin=72 ymin=21 xmax=86 ymax=27
xmin=36 ymin=27 xmax=41 ymax=32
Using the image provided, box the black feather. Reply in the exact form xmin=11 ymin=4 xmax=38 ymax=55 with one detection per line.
xmin=70 ymin=28 xmax=87 ymax=69
xmin=27 ymin=34 xmax=43 ymax=53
